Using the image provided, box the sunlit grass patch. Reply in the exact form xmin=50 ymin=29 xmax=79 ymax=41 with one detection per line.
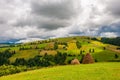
xmin=0 ymin=62 xmax=120 ymax=80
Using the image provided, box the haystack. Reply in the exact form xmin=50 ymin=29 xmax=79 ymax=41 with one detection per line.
xmin=82 ymin=53 xmax=94 ymax=64
xmin=71 ymin=58 xmax=80 ymax=65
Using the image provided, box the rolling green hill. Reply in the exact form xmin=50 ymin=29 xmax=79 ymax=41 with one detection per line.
xmin=0 ymin=62 xmax=120 ymax=80
xmin=0 ymin=36 xmax=120 ymax=79
xmin=0 ymin=36 xmax=120 ymax=63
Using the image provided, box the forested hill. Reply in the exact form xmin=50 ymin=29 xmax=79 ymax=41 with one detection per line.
xmin=100 ymin=37 xmax=120 ymax=46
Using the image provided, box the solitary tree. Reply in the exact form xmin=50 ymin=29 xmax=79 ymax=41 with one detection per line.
xmin=80 ymin=50 xmax=82 ymax=55
xmin=89 ymin=49 xmax=92 ymax=53
xmin=115 ymin=54 xmax=119 ymax=59
xmin=54 ymin=42 xmax=58 ymax=50
xmin=103 ymin=47 xmax=106 ymax=50
xmin=92 ymin=49 xmax=95 ymax=53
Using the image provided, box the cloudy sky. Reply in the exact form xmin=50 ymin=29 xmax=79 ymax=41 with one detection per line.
xmin=0 ymin=0 xmax=120 ymax=42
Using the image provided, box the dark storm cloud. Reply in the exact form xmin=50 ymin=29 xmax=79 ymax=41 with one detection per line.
xmin=14 ymin=0 xmax=79 ymax=30
xmin=14 ymin=18 xmax=34 ymax=27
xmin=100 ymin=26 xmax=120 ymax=32
xmin=97 ymin=23 xmax=120 ymax=36
xmin=14 ymin=16 xmax=70 ymax=30
xmin=25 ymin=0 xmax=78 ymax=30
xmin=39 ymin=19 xmax=70 ymax=30
xmin=106 ymin=0 xmax=120 ymax=17
xmin=69 ymin=31 xmax=84 ymax=36
xmin=31 ymin=0 xmax=77 ymax=19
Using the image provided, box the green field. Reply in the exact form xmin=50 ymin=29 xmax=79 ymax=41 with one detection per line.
xmin=9 ymin=50 xmax=39 ymax=62
xmin=0 ymin=62 xmax=120 ymax=80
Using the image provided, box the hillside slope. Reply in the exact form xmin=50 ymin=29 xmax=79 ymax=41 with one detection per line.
xmin=0 ymin=36 xmax=120 ymax=63
xmin=0 ymin=62 xmax=120 ymax=80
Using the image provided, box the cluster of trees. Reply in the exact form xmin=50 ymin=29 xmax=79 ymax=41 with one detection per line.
xmin=28 ymin=40 xmax=53 ymax=45
xmin=56 ymin=42 xmax=68 ymax=46
xmin=91 ymin=37 xmax=120 ymax=47
xmin=13 ymin=52 xmax=67 ymax=67
xmin=54 ymin=42 xmax=58 ymax=50
xmin=54 ymin=42 xmax=68 ymax=50
xmin=101 ymin=37 xmax=120 ymax=46
xmin=13 ymin=52 xmax=97 ymax=67
xmin=89 ymin=49 xmax=95 ymax=53
xmin=35 ymin=39 xmax=57 ymax=45
xmin=76 ymin=41 xmax=82 ymax=49
xmin=91 ymin=37 xmax=99 ymax=41
xmin=19 ymin=41 xmax=68 ymax=51
xmin=3 ymin=52 xmax=66 ymax=77
xmin=19 ymin=46 xmax=40 ymax=50
xmin=19 ymin=47 xmax=32 ymax=50
xmin=80 ymin=50 xmax=85 ymax=54
xmin=0 ymin=50 xmax=15 ymax=66
xmin=67 ymin=54 xmax=76 ymax=57
xmin=0 ymin=65 xmax=27 ymax=77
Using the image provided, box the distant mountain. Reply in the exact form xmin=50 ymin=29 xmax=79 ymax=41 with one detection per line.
xmin=15 ymin=38 xmax=43 ymax=43
xmin=0 ymin=39 xmax=20 ymax=44
xmin=0 ymin=38 xmax=43 ymax=44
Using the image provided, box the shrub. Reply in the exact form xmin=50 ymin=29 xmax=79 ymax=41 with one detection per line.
xmin=95 ymin=59 xmax=98 ymax=62
xmin=14 ymin=58 xmax=27 ymax=66
xmin=54 ymin=42 xmax=58 ymax=50
xmin=76 ymin=41 xmax=82 ymax=49
xmin=92 ymin=49 xmax=95 ymax=53
xmin=27 ymin=55 xmax=42 ymax=67
xmin=54 ymin=52 xmax=67 ymax=65
xmin=80 ymin=50 xmax=83 ymax=55
xmin=41 ymin=54 xmax=55 ymax=67
xmin=115 ymin=54 xmax=119 ymax=59
xmin=103 ymin=47 xmax=106 ymax=50
xmin=0 ymin=50 xmax=13 ymax=66
xmin=80 ymin=54 xmax=84 ymax=63
xmin=82 ymin=53 xmax=95 ymax=64
xmin=108 ymin=59 xmax=120 ymax=62
xmin=89 ymin=49 xmax=92 ymax=53
xmin=0 ymin=65 xmax=27 ymax=77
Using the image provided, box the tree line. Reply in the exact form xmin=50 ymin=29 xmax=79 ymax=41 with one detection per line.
xmin=13 ymin=52 xmax=67 ymax=67
xmin=101 ymin=37 xmax=120 ymax=46
xmin=0 ymin=49 xmax=15 ymax=66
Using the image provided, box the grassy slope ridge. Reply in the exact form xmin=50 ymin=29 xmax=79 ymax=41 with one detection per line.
xmin=0 ymin=36 xmax=120 ymax=62
xmin=0 ymin=62 xmax=120 ymax=80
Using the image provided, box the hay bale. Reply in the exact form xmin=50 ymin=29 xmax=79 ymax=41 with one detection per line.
xmin=82 ymin=53 xmax=94 ymax=64
xmin=71 ymin=58 xmax=80 ymax=65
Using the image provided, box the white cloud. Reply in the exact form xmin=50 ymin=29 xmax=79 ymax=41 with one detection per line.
xmin=100 ymin=32 xmax=117 ymax=37
xmin=0 ymin=0 xmax=120 ymax=42
xmin=15 ymin=38 xmax=43 ymax=43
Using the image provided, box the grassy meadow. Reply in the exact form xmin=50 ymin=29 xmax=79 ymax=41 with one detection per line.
xmin=0 ymin=62 xmax=120 ymax=80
